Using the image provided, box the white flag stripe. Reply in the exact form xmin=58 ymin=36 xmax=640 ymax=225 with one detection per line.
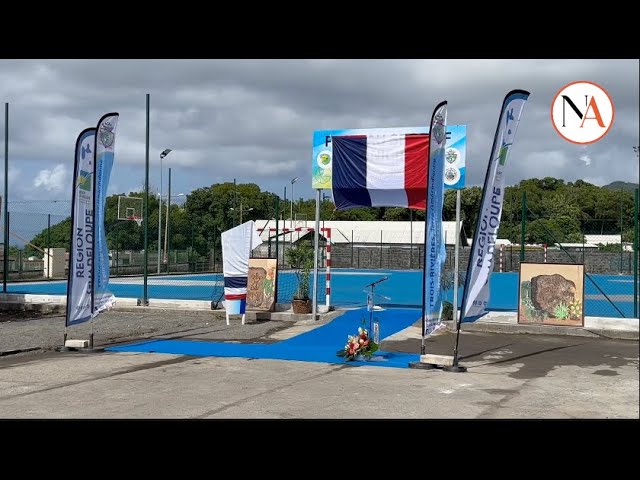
xmin=367 ymin=134 xmax=409 ymax=207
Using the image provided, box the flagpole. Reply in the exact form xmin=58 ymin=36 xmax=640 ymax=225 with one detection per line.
xmin=312 ymin=189 xmax=321 ymax=321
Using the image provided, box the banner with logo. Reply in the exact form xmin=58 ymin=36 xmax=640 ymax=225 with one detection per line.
xmin=93 ymin=113 xmax=119 ymax=316
xmin=422 ymin=101 xmax=448 ymax=338
xmin=312 ymin=125 xmax=466 ymax=190
xmin=66 ymin=128 xmax=97 ymax=326
xmin=461 ymin=90 xmax=530 ymax=322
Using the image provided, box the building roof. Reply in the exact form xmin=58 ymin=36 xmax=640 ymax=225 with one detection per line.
xmin=253 ymin=219 xmax=464 ymax=245
xmin=584 ymin=234 xmax=621 ymax=245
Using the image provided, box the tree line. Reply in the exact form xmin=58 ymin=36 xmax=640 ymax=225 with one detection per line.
xmin=23 ymin=177 xmax=638 ymax=258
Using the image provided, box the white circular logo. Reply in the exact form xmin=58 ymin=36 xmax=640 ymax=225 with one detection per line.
xmin=444 ymin=166 xmax=460 ymax=185
xmin=445 ymin=147 xmax=461 ymax=166
xmin=316 ymin=150 xmax=332 ymax=169
xmin=550 ymin=80 xmax=615 ymax=145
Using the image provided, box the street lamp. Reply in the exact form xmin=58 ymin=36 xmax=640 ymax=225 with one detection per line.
xmin=290 ymin=176 xmax=299 ymax=229
xmin=164 ymin=192 xmax=184 ymax=268
xmin=158 ymin=148 xmax=172 ymax=274
xmin=230 ymin=199 xmax=253 ymax=224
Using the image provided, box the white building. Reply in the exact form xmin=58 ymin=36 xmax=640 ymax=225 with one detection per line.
xmin=253 ymin=219 xmax=466 ymax=246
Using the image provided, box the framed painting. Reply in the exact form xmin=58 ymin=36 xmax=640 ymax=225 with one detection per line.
xmin=518 ymin=262 xmax=585 ymax=327
xmin=247 ymin=258 xmax=277 ymax=312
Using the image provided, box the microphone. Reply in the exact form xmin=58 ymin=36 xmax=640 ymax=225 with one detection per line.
xmin=364 ymin=276 xmax=389 ymax=288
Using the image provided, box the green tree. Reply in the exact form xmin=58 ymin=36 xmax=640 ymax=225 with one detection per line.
xmin=26 ymin=217 xmax=72 ymax=257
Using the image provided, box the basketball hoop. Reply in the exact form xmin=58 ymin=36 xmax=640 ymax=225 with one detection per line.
xmin=128 ymin=215 xmax=143 ymax=227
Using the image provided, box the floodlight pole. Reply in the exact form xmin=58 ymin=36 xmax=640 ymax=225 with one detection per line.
xmin=143 ymin=94 xmax=150 ymax=305
xmin=158 ymin=148 xmax=172 ymax=273
xmin=164 ymin=168 xmax=171 ymax=270
xmin=3 ymin=103 xmax=8 ymax=293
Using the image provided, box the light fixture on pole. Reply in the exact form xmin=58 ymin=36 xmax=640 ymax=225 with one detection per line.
xmin=229 ymin=199 xmax=253 ymax=224
xmin=158 ymin=148 xmax=172 ymax=274
xmin=290 ymin=176 xmax=299 ymax=229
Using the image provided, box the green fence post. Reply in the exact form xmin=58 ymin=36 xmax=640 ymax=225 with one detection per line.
xmin=274 ymin=195 xmax=279 ymax=304
xmin=520 ymin=190 xmax=527 ymax=261
xmin=47 ymin=213 xmax=51 ymax=280
xmin=620 ymin=188 xmax=624 ymax=274
xmin=634 ymin=188 xmax=638 ymax=318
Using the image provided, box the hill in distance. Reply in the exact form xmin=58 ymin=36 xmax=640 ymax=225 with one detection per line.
xmin=602 ymin=181 xmax=639 ymax=192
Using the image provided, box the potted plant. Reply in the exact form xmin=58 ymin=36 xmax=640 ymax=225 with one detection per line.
xmin=286 ymin=241 xmax=314 ymax=314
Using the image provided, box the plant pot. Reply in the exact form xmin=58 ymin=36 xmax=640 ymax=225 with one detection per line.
xmin=292 ymin=299 xmax=312 ymax=314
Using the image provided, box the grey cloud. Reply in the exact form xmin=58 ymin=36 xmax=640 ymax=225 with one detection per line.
xmin=0 ymin=59 xmax=638 ymax=204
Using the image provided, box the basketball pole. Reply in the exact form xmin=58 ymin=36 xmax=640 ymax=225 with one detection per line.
xmin=143 ymin=93 xmax=150 ymax=306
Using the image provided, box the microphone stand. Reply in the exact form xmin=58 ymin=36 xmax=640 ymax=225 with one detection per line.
xmin=364 ymin=276 xmax=389 ymax=333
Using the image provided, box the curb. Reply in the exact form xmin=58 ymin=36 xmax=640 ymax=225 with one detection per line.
xmin=449 ymin=321 xmax=639 ymax=340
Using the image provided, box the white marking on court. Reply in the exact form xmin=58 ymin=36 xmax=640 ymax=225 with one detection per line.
xmin=109 ymin=278 xmax=224 ymax=286
xmin=328 ymin=272 xmax=392 ymax=276
xmin=439 ymin=389 xmax=454 ymax=394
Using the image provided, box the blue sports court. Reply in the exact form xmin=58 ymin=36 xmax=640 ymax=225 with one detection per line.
xmin=6 ymin=268 xmax=636 ymax=319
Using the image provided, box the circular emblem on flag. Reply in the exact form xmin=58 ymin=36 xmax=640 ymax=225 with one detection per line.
xmin=432 ymin=114 xmax=446 ymax=145
xmin=316 ymin=149 xmax=332 ymax=169
xmin=444 ymin=166 xmax=460 ymax=185
xmin=445 ymin=147 xmax=460 ymax=165
xmin=99 ymin=121 xmax=115 ymax=148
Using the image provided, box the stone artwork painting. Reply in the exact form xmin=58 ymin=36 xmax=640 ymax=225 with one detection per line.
xmin=518 ymin=263 xmax=584 ymax=326
xmin=247 ymin=258 xmax=277 ymax=312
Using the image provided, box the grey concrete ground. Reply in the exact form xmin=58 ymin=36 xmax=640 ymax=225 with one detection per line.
xmin=0 ymin=308 xmax=637 ymax=419
xmin=0 ymin=308 xmax=310 ymax=355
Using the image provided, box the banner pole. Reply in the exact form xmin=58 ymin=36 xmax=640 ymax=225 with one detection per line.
xmin=312 ymin=189 xmax=321 ymax=320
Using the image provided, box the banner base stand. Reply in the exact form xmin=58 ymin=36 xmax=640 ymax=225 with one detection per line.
xmin=409 ymin=354 xmax=464 ymax=371
xmin=408 ymin=361 xmax=437 ymax=370
xmin=443 ymin=365 xmax=467 ymax=373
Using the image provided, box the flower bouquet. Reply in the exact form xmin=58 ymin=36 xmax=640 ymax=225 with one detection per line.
xmin=336 ymin=325 xmax=379 ymax=361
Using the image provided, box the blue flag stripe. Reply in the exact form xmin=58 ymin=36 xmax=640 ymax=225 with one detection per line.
xmin=332 ymin=136 xmax=372 ymax=209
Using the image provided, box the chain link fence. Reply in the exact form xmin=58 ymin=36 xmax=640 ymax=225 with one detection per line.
xmin=1 ymin=189 xmax=638 ymax=318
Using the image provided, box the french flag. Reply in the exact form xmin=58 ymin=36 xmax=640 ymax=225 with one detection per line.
xmin=331 ymin=133 xmax=429 ymax=210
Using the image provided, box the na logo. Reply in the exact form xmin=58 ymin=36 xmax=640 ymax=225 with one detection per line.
xmin=550 ymin=81 xmax=615 ymax=145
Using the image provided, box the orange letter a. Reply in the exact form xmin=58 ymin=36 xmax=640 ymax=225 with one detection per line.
xmin=580 ymin=96 xmax=606 ymax=128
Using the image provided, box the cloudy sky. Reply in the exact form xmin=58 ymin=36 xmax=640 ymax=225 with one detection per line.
xmin=0 ymin=59 xmax=638 ymax=208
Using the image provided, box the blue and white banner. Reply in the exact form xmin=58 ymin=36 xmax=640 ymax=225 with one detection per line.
xmin=423 ymin=101 xmax=448 ymax=337
xmin=93 ymin=113 xmax=119 ymax=316
xmin=66 ymin=128 xmax=97 ymax=326
xmin=461 ymin=90 xmax=530 ymax=322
